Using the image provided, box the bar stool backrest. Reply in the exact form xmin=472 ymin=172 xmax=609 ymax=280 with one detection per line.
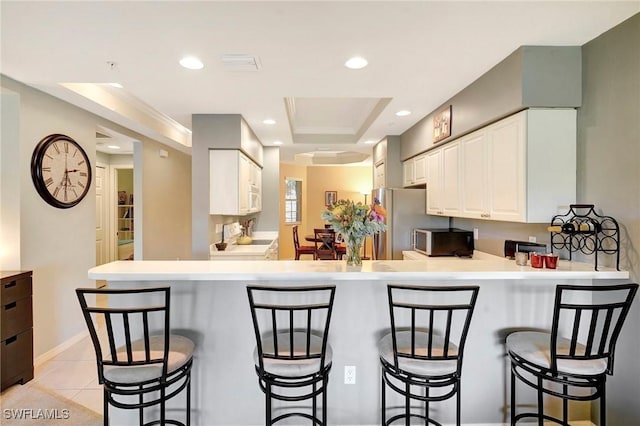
xmin=76 ymin=287 xmax=171 ymax=383
xmin=550 ymin=283 xmax=638 ymax=375
xmin=387 ymin=284 xmax=479 ymax=374
xmin=247 ymin=285 xmax=336 ymax=373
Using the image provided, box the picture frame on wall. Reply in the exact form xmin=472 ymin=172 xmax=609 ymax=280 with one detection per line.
xmin=433 ymin=105 xmax=452 ymax=143
xmin=325 ymin=191 xmax=337 ymax=207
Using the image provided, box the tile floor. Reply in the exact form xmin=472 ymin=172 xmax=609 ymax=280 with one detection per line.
xmin=2 ymin=334 xmax=103 ymax=415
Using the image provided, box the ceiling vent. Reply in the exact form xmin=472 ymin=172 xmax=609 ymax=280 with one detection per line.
xmin=221 ymin=54 xmax=261 ymax=71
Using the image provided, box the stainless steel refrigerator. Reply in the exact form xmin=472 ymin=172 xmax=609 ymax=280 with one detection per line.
xmin=371 ymin=188 xmax=449 ymax=260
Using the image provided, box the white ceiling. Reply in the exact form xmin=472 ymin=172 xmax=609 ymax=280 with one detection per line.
xmin=1 ymin=1 xmax=638 ymax=164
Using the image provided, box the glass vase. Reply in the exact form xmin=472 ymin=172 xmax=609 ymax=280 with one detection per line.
xmin=344 ymin=233 xmax=364 ymax=266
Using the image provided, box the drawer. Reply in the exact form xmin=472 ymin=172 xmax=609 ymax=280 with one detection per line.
xmin=1 ymin=296 xmax=33 ymax=338
xmin=1 ymin=275 xmax=32 ymax=305
xmin=1 ymin=329 xmax=34 ymax=391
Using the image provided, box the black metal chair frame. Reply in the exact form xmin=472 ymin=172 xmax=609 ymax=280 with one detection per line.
xmin=76 ymin=287 xmax=193 ymax=426
xmin=381 ymin=284 xmax=480 ymax=426
xmin=293 ymin=225 xmax=316 ymax=260
xmin=509 ymin=283 xmax=638 ymax=426
xmin=247 ymin=285 xmax=336 ymax=425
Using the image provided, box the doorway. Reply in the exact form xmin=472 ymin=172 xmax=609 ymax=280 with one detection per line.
xmin=115 ymin=168 xmax=134 ymax=260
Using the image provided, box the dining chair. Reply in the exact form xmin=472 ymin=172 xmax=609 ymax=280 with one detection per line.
xmin=293 ymin=225 xmax=316 ymax=260
xmin=314 ymin=228 xmax=337 ymax=260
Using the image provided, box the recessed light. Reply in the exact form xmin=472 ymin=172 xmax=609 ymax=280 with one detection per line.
xmin=107 ymin=145 xmax=121 ymax=150
xmin=273 ymin=140 xmax=283 ymax=146
xmin=109 ymin=83 xmax=123 ymax=88
xmin=179 ymin=56 xmax=204 ymax=70
xmin=263 ymin=119 xmax=276 ymax=125
xmin=363 ymin=140 xmax=376 ymax=145
xmin=395 ymin=110 xmax=411 ymax=117
xmin=345 ymin=56 xmax=368 ymax=70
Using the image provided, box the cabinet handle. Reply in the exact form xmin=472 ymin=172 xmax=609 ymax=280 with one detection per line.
xmin=4 ymin=282 xmax=16 ymax=289
xmin=5 ymin=335 xmax=17 ymax=345
xmin=4 ymin=301 xmax=17 ymax=310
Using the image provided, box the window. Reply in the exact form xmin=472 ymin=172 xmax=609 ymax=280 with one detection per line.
xmin=285 ymin=178 xmax=302 ymax=223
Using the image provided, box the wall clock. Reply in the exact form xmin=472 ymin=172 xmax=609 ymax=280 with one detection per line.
xmin=31 ymin=133 xmax=92 ymax=209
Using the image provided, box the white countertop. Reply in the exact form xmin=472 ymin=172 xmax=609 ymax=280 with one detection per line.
xmin=89 ymin=250 xmax=628 ymax=281
xmin=209 ymin=231 xmax=278 ymax=257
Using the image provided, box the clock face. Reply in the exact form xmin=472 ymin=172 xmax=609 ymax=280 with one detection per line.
xmin=31 ymin=134 xmax=92 ymax=208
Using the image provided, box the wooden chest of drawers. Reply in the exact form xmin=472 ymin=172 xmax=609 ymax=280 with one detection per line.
xmin=1 ymin=271 xmax=33 ymax=391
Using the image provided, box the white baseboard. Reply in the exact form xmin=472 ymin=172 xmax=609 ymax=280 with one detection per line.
xmin=34 ymin=329 xmax=89 ymax=366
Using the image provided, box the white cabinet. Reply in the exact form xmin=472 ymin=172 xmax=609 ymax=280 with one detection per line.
xmin=403 ymin=153 xmax=427 ymax=187
xmin=458 ymin=109 xmax=576 ymax=222
xmin=425 ymin=141 xmax=461 ymax=216
xmin=210 ymin=150 xmax=262 ymax=215
xmin=374 ymin=161 xmax=386 ymax=189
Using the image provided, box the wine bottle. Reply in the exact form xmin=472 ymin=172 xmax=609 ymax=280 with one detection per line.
xmin=547 ymin=222 xmax=597 ymax=234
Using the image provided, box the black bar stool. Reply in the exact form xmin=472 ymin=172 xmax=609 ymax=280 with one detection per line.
xmin=76 ymin=287 xmax=195 ymax=426
xmin=507 ymin=283 xmax=638 ymax=425
xmin=247 ymin=285 xmax=336 ymax=425
xmin=379 ymin=284 xmax=480 ymax=426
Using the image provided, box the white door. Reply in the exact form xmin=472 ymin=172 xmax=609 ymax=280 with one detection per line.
xmin=95 ymin=165 xmax=107 ymax=265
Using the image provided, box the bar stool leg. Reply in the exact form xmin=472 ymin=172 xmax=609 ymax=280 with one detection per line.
xmin=322 ymin=376 xmax=328 ymax=425
xmin=425 ymin=385 xmax=430 ymax=426
xmin=405 ymin=381 xmax=410 ymax=426
xmin=600 ymin=383 xmax=606 ymax=426
xmin=187 ymin=375 xmax=191 ymax=425
xmin=562 ymin=381 xmax=568 ymax=424
xmin=266 ymin=382 xmax=272 ymax=426
xmin=510 ymin=368 xmax=516 ymax=425
xmin=139 ymin=386 xmax=144 ymax=424
xmin=104 ymin=389 xmax=109 ymax=426
xmin=381 ymin=369 xmax=386 ymax=425
xmin=537 ymin=376 xmax=543 ymax=426
xmin=313 ymin=380 xmax=317 ymax=422
xmin=456 ymin=384 xmax=461 ymax=426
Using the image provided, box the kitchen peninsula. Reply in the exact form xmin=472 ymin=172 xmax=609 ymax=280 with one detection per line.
xmin=88 ymin=253 xmax=628 ymax=425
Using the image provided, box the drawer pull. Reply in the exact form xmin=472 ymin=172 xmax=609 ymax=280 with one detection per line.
xmin=4 ymin=282 xmax=16 ymax=289
xmin=4 ymin=302 xmax=17 ymax=310
xmin=5 ymin=336 xmax=17 ymax=345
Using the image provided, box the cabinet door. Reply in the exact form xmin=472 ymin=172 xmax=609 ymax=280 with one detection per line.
xmin=486 ymin=113 xmax=525 ymax=221
xmin=425 ymin=149 xmax=443 ymax=214
xmin=374 ymin=162 xmax=385 ymax=189
xmin=238 ymin=153 xmax=251 ymax=214
xmin=441 ymin=141 xmax=461 ymax=216
xmin=413 ymin=154 xmax=427 ymax=184
xmin=460 ymin=132 xmax=488 ymax=219
xmin=403 ymin=160 xmax=415 ymax=187
xmin=210 ymin=150 xmax=240 ymax=215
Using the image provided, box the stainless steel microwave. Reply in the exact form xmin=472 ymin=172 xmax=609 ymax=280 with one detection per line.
xmin=413 ymin=228 xmax=474 ymax=257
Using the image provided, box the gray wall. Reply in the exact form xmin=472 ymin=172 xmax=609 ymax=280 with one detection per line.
xmin=0 ymin=75 xmax=192 ymax=358
xmin=401 ymin=46 xmax=582 ymax=160
xmin=578 ymin=13 xmax=640 ymax=424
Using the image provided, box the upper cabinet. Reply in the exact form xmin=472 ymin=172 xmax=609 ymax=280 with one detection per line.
xmin=403 ymin=153 xmax=427 ymax=187
xmin=426 ymin=109 xmax=576 ymax=223
xmin=372 ymin=136 xmax=403 ymax=189
xmin=210 ymin=150 xmax=262 ymax=215
xmin=425 ymin=140 xmax=461 ymax=216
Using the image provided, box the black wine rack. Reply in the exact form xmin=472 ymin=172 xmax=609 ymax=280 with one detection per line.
xmin=549 ymin=204 xmax=620 ymax=271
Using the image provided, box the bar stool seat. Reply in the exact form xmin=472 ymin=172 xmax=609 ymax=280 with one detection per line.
xmin=103 ymin=335 xmax=195 ymax=383
xmin=506 ymin=331 xmax=607 ymax=376
xmin=378 ymin=331 xmax=458 ymax=376
xmin=253 ymin=331 xmax=333 ymax=377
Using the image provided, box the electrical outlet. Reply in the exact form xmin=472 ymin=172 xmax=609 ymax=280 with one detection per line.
xmin=344 ymin=366 xmax=356 ymax=384
xmin=529 ymin=236 xmax=537 ymax=243
xmin=473 ymin=228 xmax=479 ymax=240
